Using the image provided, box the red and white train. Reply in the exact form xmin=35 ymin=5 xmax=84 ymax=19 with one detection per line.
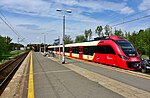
xmin=48 ymin=36 xmax=141 ymax=70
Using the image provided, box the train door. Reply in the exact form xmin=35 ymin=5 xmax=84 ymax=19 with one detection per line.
xmin=94 ymin=46 xmax=106 ymax=64
xmin=79 ymin=46 xmax=83 ymax=59
xmin=70 ymin=47 xmax=72 ymax=57
xmin=105 ymin=46 xmax=117 ymax=66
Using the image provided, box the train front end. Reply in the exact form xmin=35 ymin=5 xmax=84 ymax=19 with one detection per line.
xmin=115 ymin=39 xmax=141 ymax=70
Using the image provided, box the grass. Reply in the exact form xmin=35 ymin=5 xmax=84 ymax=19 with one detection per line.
xmin=141 ymin=55 xmax=149 ymax=59
xmin=0 ymin=50 xmax=26 ymax=64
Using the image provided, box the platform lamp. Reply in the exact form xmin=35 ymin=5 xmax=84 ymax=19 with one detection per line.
xmin=56 ymin=9 xmax=72 ymax=64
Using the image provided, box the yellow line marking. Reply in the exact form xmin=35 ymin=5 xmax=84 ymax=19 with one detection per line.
xmin=28 ymin=52 xmax=34 ymax=98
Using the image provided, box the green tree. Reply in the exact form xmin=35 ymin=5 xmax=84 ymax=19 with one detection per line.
xmin=104 ymin=25 xmax=111 ymax=36
xmin=136 ymin=30 xmax=144 ymax=56
xmin=9 ymin=43 xmax=23 ymax=50
xmin=143 ymin=28 xmax=150 ymax=58
xmin=88 ymin=29 xmax=92 ymax=40
xmin=124 ymin=31 xmax=128 ymax=39
xmin=84 ymin=29 xmax=92 ymax=41
xmin=0 ymin=36 xmax=12 ymax=60
xmin=126 ymin=29 xmax=150 ymax=58
xmin=0 ymin=36 xmax=4 ymax=57
xmin=95 ymin=25 xmax=103 ymax=37
xmin=114 ymin=28 xmax=124 ymax=37
xmin=84 ymin=30 xmax=88 ymax=41
xmin=75 ymin=35 xmax=86 ymax=43
xmin=64 ymin=35 xmax=73 ymax=44
xmin=127 ymin=32 xmax=131 ymax=41
xmin=0 ymin=36 xmax=11 ymax=52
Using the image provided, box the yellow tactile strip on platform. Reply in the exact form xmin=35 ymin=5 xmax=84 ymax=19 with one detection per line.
xmin=28 ymin=52 xmax=34 ymax=98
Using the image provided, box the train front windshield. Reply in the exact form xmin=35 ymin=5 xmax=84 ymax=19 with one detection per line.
xmin=116 ymin=40 xmax=137 ymax=57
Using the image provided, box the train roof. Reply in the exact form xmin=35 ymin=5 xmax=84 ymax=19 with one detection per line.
xmin=94 ymin=36 xmax=125 ymax=41
xmin=48 ymin=40 xmax=100 ymax=48
xmin=48 ymin=36 xmax=126 ymax=48
xmin=108 ymin=36 xmax=125 ymax=40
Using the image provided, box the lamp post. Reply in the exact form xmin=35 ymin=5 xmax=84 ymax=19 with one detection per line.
xmin=56 ymin=9 xmax=72 ymax=64
xmin=42 ymin=33 xmax=48 ymax=53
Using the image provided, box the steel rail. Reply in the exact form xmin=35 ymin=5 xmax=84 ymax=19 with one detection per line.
xmin=0 ymin=59 xmax=16 ymax=72
xmin=0 ymin=52 xmax=29 ymax=87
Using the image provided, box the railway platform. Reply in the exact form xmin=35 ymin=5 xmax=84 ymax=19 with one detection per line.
xmin=1 ymin=51 xmax=150 ymax=98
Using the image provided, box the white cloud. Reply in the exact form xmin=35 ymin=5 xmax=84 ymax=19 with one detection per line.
xmin=53 ymin=0 xmax=78 ymax=6
xmin=53 ymin=0 xmax=134 ymax=14
xmin=120 ymin=7 xmax=134 ymax=14
xmin=0 ymin=0 xmax=105 ymax=24
xmin=0 ymin=0 xmax=134 ymax=18
xmin=0 ymin=0 xmax=136 ymax=45
xmin=139 ymin=0 xmax=150 ymax=11
xmin=0 ymin=0 xmax=51 ymax=16
xmin=16 ymin=24 xmax=42 ymax=30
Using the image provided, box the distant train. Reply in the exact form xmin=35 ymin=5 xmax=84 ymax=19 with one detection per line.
xmin=48 ymin=36 xmax=141 ymax=70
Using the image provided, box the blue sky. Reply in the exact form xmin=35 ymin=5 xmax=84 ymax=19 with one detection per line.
xmin=0 ymin=0 xmax=150 ymax=45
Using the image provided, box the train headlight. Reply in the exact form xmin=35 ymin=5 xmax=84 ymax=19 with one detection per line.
xmin=118 ymin=54 xmax=129 ymax=60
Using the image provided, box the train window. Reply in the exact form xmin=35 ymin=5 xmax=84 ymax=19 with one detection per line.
xmin=83 ymin=45 xmax=115 ymax=55
xmin=65 ymin=47 xmax=70 ymax=52
xmin=55 ymin=47 xmax=62 ymax=52
xmin=116 ymin=40 xmax=137 ymax=56
xmin=83 ymin=46 xmax=95 ymax=55
xmin=105 ymin=46 xmax=115 ymax=54
xmin=72 ymin=47 xmax=75 ymax=53
xmin=83 ymin=46 xmax=89 ymax=55
xmin=89 ymin=46 xmax=95 ymax=55
xmin=60 ymin=47 xmax=62 ymax=52
xmin=56 ymin=48 xmax=58 ymax=51
xmin=49 ymin=48 xmax=54 ymax=51
xmin=95 ymin=45 xmax=115 ymax=54
xmin=72 ymin=47 xmax=79 ymax=53
xmin=76 ymin=47 xmax=79 ymax=53
xmin=95 ymin=46 xmax=105 ymax=54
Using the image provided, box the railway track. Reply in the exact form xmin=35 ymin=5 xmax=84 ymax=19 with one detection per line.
xmin=0 ymin=51 xmax=29 ymax=95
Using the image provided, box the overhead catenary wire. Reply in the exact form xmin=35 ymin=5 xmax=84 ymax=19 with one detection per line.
xmin=0 ymin=11 xmax=22 ymax=38
xmin=108 ymin=8 xmax=150 ymax=25
xmin=111 ymin=14 xmax=150 ymax=27
xmin=124 ymin=8 xmax=150 ymax=19
xmin=0 ymin=11 xmax=30 ymax=44
xmin=0 ymin=16 xmax=20 ymax=37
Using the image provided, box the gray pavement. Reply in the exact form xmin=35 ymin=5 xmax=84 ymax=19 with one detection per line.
xmin=64 ymin=56 xmax=150 ymax=93
xmin=32 ymin=52 xmax=124 ymax=98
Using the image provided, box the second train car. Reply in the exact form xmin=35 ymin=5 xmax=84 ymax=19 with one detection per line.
xmin=48 ymin=36 xmax=141 ymax=70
